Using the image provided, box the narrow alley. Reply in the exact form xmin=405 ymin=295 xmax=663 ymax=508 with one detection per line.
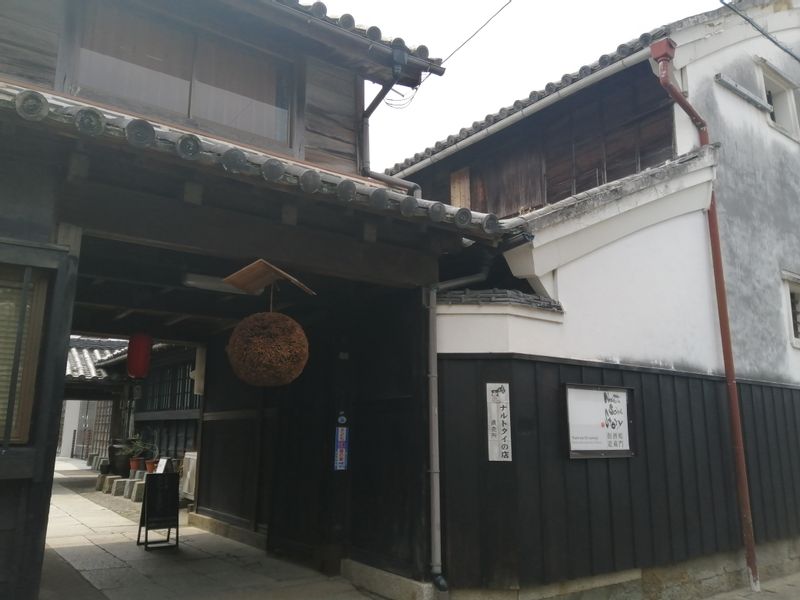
xmin=40 ymin=458 xmax=369 ymax=600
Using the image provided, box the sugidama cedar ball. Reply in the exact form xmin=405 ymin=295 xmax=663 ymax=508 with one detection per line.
xmin=226 ymin=312 xmax=309 ymax=387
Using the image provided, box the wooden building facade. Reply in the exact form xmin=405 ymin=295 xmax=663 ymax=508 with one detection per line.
xmin=0 ymin=1 xmax=492 ymax=598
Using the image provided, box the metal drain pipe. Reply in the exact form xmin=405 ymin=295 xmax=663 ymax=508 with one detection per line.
xmin=651 ymin=38 xmax=759 ymax=592
xmin=427 ymin=263 xmax=492 ymax=592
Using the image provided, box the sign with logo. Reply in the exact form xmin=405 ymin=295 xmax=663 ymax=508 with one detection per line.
xmin=486 ymin=383 xmax=512 ymax=462
xmin=566 ymin=385 xmax=634 ymax=458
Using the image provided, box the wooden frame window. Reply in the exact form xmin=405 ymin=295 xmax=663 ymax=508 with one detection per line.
xmin=74 ymin=1 xmax=294 ymax=150
xmin=761 ymin=62 xmax=800 ymax=139
xmin=0 ymin=265 xmax=47 ymax=444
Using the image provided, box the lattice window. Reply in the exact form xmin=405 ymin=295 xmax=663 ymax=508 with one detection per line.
xmin=140 ymin=362 xmax=199 ymax=412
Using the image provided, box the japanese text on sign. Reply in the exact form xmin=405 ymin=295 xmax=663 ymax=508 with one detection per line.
xmin=567 ymin=386 xmax=631 ymax=456
xmin=487 ymin=383 xmax=512 ymax=461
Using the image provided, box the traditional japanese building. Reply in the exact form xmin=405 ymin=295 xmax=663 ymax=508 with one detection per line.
xmin=386 ymin=0 xmax=800 ymax=597
xmin=0 ymin=1 xmax=507 ymax=597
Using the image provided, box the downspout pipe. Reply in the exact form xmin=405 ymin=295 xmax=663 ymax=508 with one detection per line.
xmin=651 ymin=38 xmax=760 ymax=592
xmin=360 ymin=78 xmax=423 ymax=198
xmin=427 ymin=262 xmax=492 ymax=593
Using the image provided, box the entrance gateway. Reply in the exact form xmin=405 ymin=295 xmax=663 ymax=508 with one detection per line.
xmin=0 ymin=2 xmax=515 ymax=596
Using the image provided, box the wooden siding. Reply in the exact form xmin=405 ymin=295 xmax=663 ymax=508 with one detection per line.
xmin=740 ymin=381 xmax=800 ymax=544
xmin=413 ymin=63 xmax=674 ymax=218
xmin=0 ymin=0 xmax=62 ymax=88
xmin=439 ymin=355 xmax=742 ymax=589
xmin=196 ymin=291 xmax=428 ymax=578
xmin=137 ymin=418 xmax=198 ymax=460
xmin=304 ymin=57 xmax=359 ymax=173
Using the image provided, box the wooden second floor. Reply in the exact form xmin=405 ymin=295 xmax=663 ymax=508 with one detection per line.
xmin=0 ymin=0 xmax=440 ymax=175
xmin=405 ymin=61 xmax=676 ymax=218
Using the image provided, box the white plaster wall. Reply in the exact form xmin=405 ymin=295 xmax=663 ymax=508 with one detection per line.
xmin=439 ymin=210 xmax=724 ymax=374
xmin=59 ymin=400 xmax=81 ymax=457
xmin=664 ymin=4 xmax=800 ymax=383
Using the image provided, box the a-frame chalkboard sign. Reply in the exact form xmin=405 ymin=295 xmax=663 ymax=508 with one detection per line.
xmin=136 ymin=472 xmax=179 ymax=550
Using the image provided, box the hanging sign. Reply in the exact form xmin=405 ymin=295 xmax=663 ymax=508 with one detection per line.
xmin=566 ymin=385 xmax=634 ymax=458
xmin=486 ymin=383 xmax=512 ymax=461
xmin=334 ymin=426 xmax=349 ymax=471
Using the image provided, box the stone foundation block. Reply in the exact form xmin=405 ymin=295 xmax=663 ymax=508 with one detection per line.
xmin=95 ymin=474 xmax=107 ymax=491
xmin=124 ymin=479 xmax=136 ymax=498
xmin=132 ymin=480 xmax=146 ymax=502
xmin=134 ymin=470 xmax=146 ymax=480
xmin=111 ymin=479 xmax=130 ymax=496
xmin=102 ymin=475 xmax=120 ymax=493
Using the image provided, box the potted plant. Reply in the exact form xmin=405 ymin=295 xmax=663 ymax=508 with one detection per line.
xmin=120 ymin=436 xmax=148 ymax=472
xmin=144 ymin=444 xmax=160 ymax=474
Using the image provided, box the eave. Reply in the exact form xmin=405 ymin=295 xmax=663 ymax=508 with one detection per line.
xmin=0 ymin=79 xmax=502 ymax=241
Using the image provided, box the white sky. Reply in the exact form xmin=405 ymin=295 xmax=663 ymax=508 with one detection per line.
xmin=320 ymin=0 xmax=723 ymax=171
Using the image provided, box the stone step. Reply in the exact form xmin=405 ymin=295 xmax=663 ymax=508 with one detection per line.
xmin=102 ymin=475 xmax=121 ymax=494
xmin=132 ymin=480 xmax=146 ymax=503
xmin=111 ymin=479 xmax=130 ymax=496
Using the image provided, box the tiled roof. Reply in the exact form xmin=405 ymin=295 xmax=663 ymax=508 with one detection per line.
xmin=438 ymin=288 xmax=563 ymax=312
xmin=0 ymin=81 xmax=509 ymax=238
xmin=278 ymin=0 xmax=440 ymax=65
xmin=386 ymin=26 xmax=668 ymax=175
xmin=94 ymin=343 xmax=172 ymax=368
xmin=65 ymin=336 xmax=127 ymax=382
xmin=387 ymin=0 xmax=754 ymax=176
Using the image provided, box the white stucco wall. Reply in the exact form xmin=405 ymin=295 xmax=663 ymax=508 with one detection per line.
xmin=664 ymin=2 xmax=800 ymax=383
xmin=439 ymin=210 xmax=724 ymax=374
xmin=59 ymin=399 xmax=81 ymax=457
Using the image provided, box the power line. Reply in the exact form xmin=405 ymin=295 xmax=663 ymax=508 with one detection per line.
xmin=384 ymin=0 xmax=513 ymax=110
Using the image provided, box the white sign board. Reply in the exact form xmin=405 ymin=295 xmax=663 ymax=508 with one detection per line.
xmin=566 ymin=386 xmax=633 ymax=458
xmin=486 ymin=383 xmax=512 ymax=461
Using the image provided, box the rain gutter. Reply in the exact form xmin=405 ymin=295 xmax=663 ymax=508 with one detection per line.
xmin=651 ymin=37 xmax=760 ymax=592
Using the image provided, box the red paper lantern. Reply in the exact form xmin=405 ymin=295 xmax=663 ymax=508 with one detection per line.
xmin=127 ymin=333 xmax=153 ymax=379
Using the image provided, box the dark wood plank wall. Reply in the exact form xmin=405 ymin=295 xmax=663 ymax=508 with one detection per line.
xmin=196 ymin=291 xmax=428 ymax=578
xmin=0 ymin=0 xmax=62 ymax=88
xmin=347 ymin=291 xmax=429 ymax=579
xmin=137 ymin=419 xmax=198 ymax=460
xmin=304 ymin=57 xmax=360 ymax=173
xmin=740 ymin=381 xmax=800 ymax=545
xmin=411 ymin=63 xmax=674 ymax=218
xmin=438 ymin=355 xmax=742 ymax=589
xmin=0 ymin=1 xmax=362 ymax=174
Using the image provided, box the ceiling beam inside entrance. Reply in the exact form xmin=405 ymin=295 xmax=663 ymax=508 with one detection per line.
xmin=58 ymin=181 xmax=438 ymax=288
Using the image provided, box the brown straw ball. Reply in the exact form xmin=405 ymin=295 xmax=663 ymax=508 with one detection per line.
xmin=226 ymin=312 xmax=309 ymax=387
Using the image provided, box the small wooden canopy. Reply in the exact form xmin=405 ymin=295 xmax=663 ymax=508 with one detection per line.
xmin=224 ymin=259 xmax=316 ymax=296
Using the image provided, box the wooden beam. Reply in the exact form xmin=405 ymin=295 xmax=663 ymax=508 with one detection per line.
xmin=58 ymin=181 xmax=438 ymax=287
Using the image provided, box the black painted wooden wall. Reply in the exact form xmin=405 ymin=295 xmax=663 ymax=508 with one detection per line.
xmin=740 ymin=381 xmax=800 ymax=545
xmin=196 ymin=290 xmax=429 ymax=579
xmin=439 ymin=355 xmax=744 ymax=589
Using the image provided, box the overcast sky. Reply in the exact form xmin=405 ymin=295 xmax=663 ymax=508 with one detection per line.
xmin=320 ymin=0 xmax=724 ymax=171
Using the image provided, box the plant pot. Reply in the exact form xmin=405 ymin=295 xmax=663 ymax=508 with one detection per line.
xmin=129 ymin=457 xmax=144 ymax=471
xmin=145 ymin=459 xmax=158 ymax=473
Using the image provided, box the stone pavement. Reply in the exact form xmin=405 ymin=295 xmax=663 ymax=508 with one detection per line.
xmin=706 ymin=572 xmax=800 ymax=599
xmin=44 ymin=458 xmax=370 ymax=600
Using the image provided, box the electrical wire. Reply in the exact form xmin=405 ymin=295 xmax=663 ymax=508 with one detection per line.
xmin=719 ymin=0 xmax=800 ymax=65
xmin=384 ymin=0 xmax=513 ymax=109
